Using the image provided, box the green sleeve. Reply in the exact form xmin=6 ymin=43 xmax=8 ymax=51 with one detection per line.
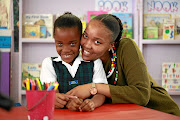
xmin=109 ymin=38 xmax=151 ymax=106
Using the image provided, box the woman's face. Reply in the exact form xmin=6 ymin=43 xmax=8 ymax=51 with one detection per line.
xmin=81 ymin=20 xmax=113 ymax=61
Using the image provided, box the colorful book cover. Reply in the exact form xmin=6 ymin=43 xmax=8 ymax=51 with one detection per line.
xmin=0 ymin=29 xmax=11 ymax=52
xmin=78 ymin=14 xmax=87 ymax=32
xmin=143 ymin=14 xmax=171 ymax=39
xmin=143 ymin=27 xmax=158 ymax=39
xmin=24 ymin=24 xmax=40 ymax=38
xmin=23 ymin=14 xmax=53 ymax=38
xmin=22 ymin=63 xmax=41 ymax=90
xmin=163 ymin=19 xmax=175 ymax=40
xmin=112 ymin=13 xmax=133 ymax=39
xmin=162 ymin=63 xmax=180 ymax=91
xmin=87 ymin=11 xmax=107 ymax=22
xmin=172 ymin=15 xmax=180 ymax=40
xmin=0 ymin=0 xmax=11 ymax=29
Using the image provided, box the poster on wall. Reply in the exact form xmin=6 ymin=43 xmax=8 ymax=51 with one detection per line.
xmin=0 ymin=0 xmax=11 ymax=29
xmin=162 ymin=63 xmax=180 ymax=91
xmin=143 ymin=0 xmax=180 ymax=14
xmin=95 ymin=0 xmax=133 ymax=13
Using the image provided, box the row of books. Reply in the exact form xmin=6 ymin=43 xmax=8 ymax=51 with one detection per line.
xmin=143 ymin=14 xmax=180 ymax=40
xmin=22 ymin=11 xmax=133 ymax=39
xmin=22 ymin=62 xmax=180 ymax=92
xmin=23 ymin=14 xmax=53 ymax=38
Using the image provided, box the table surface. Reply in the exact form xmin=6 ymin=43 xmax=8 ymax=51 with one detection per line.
xmin=0 ymin=104 xmax=180 ymax=120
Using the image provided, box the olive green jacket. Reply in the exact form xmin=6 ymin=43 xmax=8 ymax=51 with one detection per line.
xmin=105 ymin=38 xmax=180 ymax=116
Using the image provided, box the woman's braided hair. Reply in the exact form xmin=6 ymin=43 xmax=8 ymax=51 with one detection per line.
xmin=92 ymin=14 xmax=123 ymax=50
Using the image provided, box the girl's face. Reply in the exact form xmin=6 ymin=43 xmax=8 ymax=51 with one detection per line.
xmin=81 ymin=20 xmax=113 ymax=61
xmin=54 ymin=27 xmax=81 ymax=65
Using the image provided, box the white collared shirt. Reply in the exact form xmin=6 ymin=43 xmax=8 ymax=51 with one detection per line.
xmin=40 ymin=55 xmax=108 ymax=84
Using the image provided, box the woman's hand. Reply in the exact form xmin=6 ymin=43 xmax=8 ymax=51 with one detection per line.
xmin=66 ymin=98 xmax=83 ymax=111
xmin=66 ymin=84 xmax=91 ymax=99
xmin=55 ymin=93 xmax=77 ymax=109
xmin=79 ymin=99 xmax=95 ymax=112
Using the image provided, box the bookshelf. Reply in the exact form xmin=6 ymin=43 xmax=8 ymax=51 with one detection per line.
xmin=21 ymin=38 xmax=55 ymax=43
xmin=139 ymin=0 xmax=180 ymax=106
xmin=17 ymin=0 xmax=138 ymax=105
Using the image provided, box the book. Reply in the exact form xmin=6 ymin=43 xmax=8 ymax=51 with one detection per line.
xmin=0 ymin=29 xmax=11 ymax=52
xmin=172 ymin=15 xmax=180 ymax=40
xmin=22 ymin=63 xmax=41 ymax=90
xmin=163 ymin=19 xmax=175 ymax=40
xmin=112 ymin=13 xmax=133 ymax=39
xmin=23 ymin=14 xmax=53 ymax=38
xmin=78 ymin=14 xmax=87 ymax=32
xmin=175 ymin=18 xmax=180 ymax=40
xmin=162 ymin=63 xmax=180 ymax=91
xmin=24 ymin=24 xmax=40 ymax=38
xmin=143 ymin=27 xmax=158 ymax=39
xmin=0 ymin=0 xmax=11 ymax=29
xmin=143 ymin=14 xmax=171 ymax=39
xmin=82 ymin=21 xmax=86 ymax=32
xmin=87 ymin=11 xmax=108 ymax=22
xmin=0 ymin=52 xmax=10 ymax=96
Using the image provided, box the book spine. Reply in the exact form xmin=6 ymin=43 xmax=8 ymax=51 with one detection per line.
xmin=0 ymin=52 xmax=10 ymax=96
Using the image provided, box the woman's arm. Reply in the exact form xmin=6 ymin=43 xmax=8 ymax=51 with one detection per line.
xmin=66 ymin=83 xmax=111 ymax=99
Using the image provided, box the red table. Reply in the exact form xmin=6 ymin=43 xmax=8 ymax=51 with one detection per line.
xmin=0 ymin=104 xmax=180 ymax=120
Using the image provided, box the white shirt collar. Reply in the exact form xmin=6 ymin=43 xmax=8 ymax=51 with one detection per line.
xmin=53 ymin=54 xmax=89 ymax=63
xmin=52 ymin=54 xmax=89 ymax=78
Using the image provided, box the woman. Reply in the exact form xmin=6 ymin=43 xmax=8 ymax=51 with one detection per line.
xmin=66 ymin=14 xmax=180 ymax=116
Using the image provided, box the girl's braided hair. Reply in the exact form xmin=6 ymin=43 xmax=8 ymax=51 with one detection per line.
xmin=53 ymin=12 xmax=82 ymax=37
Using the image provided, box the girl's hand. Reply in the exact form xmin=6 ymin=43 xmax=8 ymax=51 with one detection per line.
xmin=66 ymin=98 xmax=83 ymax=111
xmin=79 ymin=99 xmax=95 ymax=112
xmin=55 ymin=93 xmax=77 ymax=109
xmin=66 ymin=84 xmax=91 ymax=99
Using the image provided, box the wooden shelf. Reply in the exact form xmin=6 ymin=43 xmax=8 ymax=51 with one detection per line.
xmin=22 ymin=38 xmax=54 ymax=43
xmin=141 ymin=40 xmax=180 ymax=44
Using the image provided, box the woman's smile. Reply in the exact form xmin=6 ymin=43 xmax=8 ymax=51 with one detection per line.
xmin=83 ymin=49 xmax=91 ymax=55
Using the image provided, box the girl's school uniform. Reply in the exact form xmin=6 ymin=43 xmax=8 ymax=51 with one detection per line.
xmin=40 ymin=55 xmax=108 ymax=93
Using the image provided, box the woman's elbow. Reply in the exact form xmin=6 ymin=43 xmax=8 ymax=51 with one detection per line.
xmin=137 ymin=88 xmax=150 ymax=106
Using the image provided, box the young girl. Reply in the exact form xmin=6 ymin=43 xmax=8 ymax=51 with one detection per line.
xmin=40 ymin=12 xmax=107 ymax=112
